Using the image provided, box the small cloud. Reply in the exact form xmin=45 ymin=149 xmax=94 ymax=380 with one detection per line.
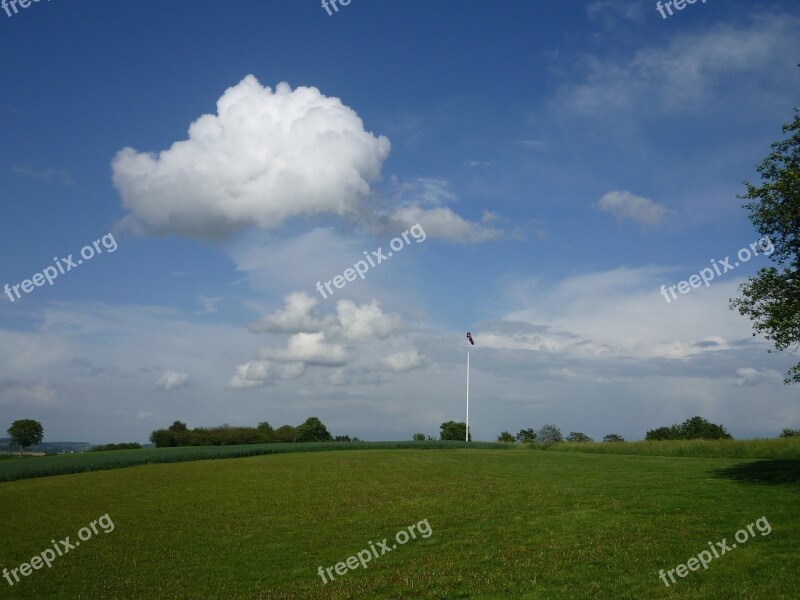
xmin=381 ymin=350 xmax=424 ymax=372
xmin=195 ymin=296 xmax=222 ymax=315
xmin=465 ymin=160 xmax=493 ymax=168
xmin=598 ymin=190 xmax=676 ymax=227
xmin=518 ymin=140 xmax=543 ymax=149
xmin=260 ymin=332 xmax=349 ymax=366
xmin=137 ymin=411 xmax=153 ymax=420
xmin=10 ymin=165 xmax=75 ymax=186
xmin=734 ymin=367 xmax=784 ymax=387
xmin=156 ymin=370 xmax=190 ymax=391
xmin=229 ymin=360 xmax=306 ymax=389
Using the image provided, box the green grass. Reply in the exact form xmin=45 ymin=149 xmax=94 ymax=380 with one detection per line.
xmin=0 ymin=440 xmax=510 ymax=483
xmin=0 ymin=449 xmax=798 ymax=599
xmin=533 ymin=437 xmax=800 ymax=459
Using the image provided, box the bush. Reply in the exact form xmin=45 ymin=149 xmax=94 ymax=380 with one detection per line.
xmin=779 ymin=428 xmax=800 ymax=438
xmin=537 ymin=424 xmax=563 ymax=443
xmin=440 ymin=421 xmax=471 ymax=441
xmin=497 ymin=431 xmax=516 ymax=443
xmin=334 ymin=435 xmax=352 ymax=442
xmin=603 ymin=434 xmax=625 ymax=443
xmin=90 ymin=443 xmax=142 ymax=452
xmin=516 ymin=428 xmax=536 ymax=443
xmin=566 ymin=432 xmax=593 ymax=443
xmin=412 ymin=433 xmax=426 ymax=441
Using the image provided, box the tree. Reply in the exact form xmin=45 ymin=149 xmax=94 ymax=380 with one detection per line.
xmin=294 ymin=417 xmax=333 ymax=443
xmin=731 ymin=107 xmax=800 ymax=384
xmin=7 ymin=419 xmax=44 ymax=456
xmin=497 ymin=431 xmax=516 ymax=443
xmin=779 ymin=428 xmax=800 ymax=438
xmin=412 ymin=433 xmax=426 ymax=441
xmin=679 ymin=416 xmax=732 ymax=440
xmin=646 ymin=417 xmax=732 ymax=441
xmin=334 ymin=435 xmax=352 ymax=442
xmin=516 ymin=428 xmax=537 ymax=443
xmin=537 ymin=424 xmax=562 ymax=443
xmin=603 ymin=434 xmax=625 ymax=443
xmin=566 ymin=432 xmax=593 ymax=443
xmin=440 ymin=421 xmax=471 ymax=441
xmin=645 ymin=425 xmax=681 ymax=441
xmin=272 ymin=425 xmax=296 ymax=443
xmin=168 ymin=421 xmax=188 ymax=432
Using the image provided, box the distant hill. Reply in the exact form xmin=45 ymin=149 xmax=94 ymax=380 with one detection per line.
xmin=0 ymin=438 xmax=93 ymax=454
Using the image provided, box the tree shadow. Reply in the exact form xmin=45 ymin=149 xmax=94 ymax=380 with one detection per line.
xmin=711 ymin=460 xmax=800 ymax=485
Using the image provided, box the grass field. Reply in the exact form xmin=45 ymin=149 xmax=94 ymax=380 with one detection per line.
xmin=1 ymin=448 xmax=798 ymax=599
xmin=0 ymin=441 xmax=510 ymax=483
xmin=539 ymin=437 xmax=800 ymax=459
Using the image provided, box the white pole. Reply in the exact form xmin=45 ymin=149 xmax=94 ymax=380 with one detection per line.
xmin=466 ymin=343 xmax=470 ymax=442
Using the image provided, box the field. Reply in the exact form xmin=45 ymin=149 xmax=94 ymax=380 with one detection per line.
xmin=1 ymin=447 xmax=799 ymax=599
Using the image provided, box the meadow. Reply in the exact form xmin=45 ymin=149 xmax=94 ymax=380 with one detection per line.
xmin=1 ymin=447 xmax=798 ymax=599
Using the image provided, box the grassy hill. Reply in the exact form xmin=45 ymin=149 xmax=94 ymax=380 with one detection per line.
xmin=0 ymin=448 xmax=797 ymax=599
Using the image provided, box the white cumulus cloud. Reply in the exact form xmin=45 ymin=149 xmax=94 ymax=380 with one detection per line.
xmin=113 ymin=75 xmax=391 ymax=239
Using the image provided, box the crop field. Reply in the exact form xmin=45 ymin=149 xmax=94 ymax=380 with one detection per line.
xmin=1 ymin=448 xmax=798 ymax=599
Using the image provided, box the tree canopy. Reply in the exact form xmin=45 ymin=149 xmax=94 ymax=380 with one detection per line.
xmin=731 ymin=107 xmax=800 ymax=384
xmin=7 ymin=419 xmax=44 ymax=456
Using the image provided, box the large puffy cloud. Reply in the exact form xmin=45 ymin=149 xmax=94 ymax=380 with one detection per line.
xmin=113 ymin=76 xmax=391 ymax=239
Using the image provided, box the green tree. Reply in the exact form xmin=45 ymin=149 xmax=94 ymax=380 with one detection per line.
xmin=334 ymin=435 xmax=351 ymax=442
xmin=566 ymin=432 xmax=593 ymax=443
xmin=168 ymin=420 xmax=188 ymax=432
xmin=779 ymin=428 xmax=800 ymax=437
xmin=271 ymin=425 xmax=296 ymax=443
xmin=678 ymin=416 xmax=732 ymax=440
xmin=731 ymin=107 xmax=800 ymax=384
xmin=537 ymin=424 xmax=562 ymax=443
xmin=440 ymin=421 xmax=471 ymax=441
xmin=294 ymin=417 xmax=333 ymax=442
xmin=645 ymin=425 xmax=682 ymax=441
xmin=7 ymin=419 xmax=44 ymax=456
xmin=516 ymin=428 xmax=537 ymax=443
xmin=412 ymin=433 xmax=426 ymax=441
xmin=497 ymin=431 xmax=516 ymax=443
xmin=603 ymin=433 xmax=625 ymax=443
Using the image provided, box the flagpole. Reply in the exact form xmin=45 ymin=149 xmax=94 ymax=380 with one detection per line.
xmin=466 ymin=341 xmax=470 ymax=442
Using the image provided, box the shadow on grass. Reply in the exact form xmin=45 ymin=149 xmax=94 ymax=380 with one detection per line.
xmin=711 ymin=460 xmax=800 ymax=485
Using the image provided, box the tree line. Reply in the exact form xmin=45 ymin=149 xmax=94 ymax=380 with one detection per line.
xmin=149 ymin=417 xmax=354 ymax=447
xmin=491 ymin=417 xmax=800 ymax=444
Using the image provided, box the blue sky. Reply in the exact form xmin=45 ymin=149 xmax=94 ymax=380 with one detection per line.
xmin=1 ymin=0 xmax=798 ymax=444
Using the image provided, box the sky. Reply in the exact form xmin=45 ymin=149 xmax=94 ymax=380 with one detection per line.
xmin=1 ymin=0 xmax=798 ymax=444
